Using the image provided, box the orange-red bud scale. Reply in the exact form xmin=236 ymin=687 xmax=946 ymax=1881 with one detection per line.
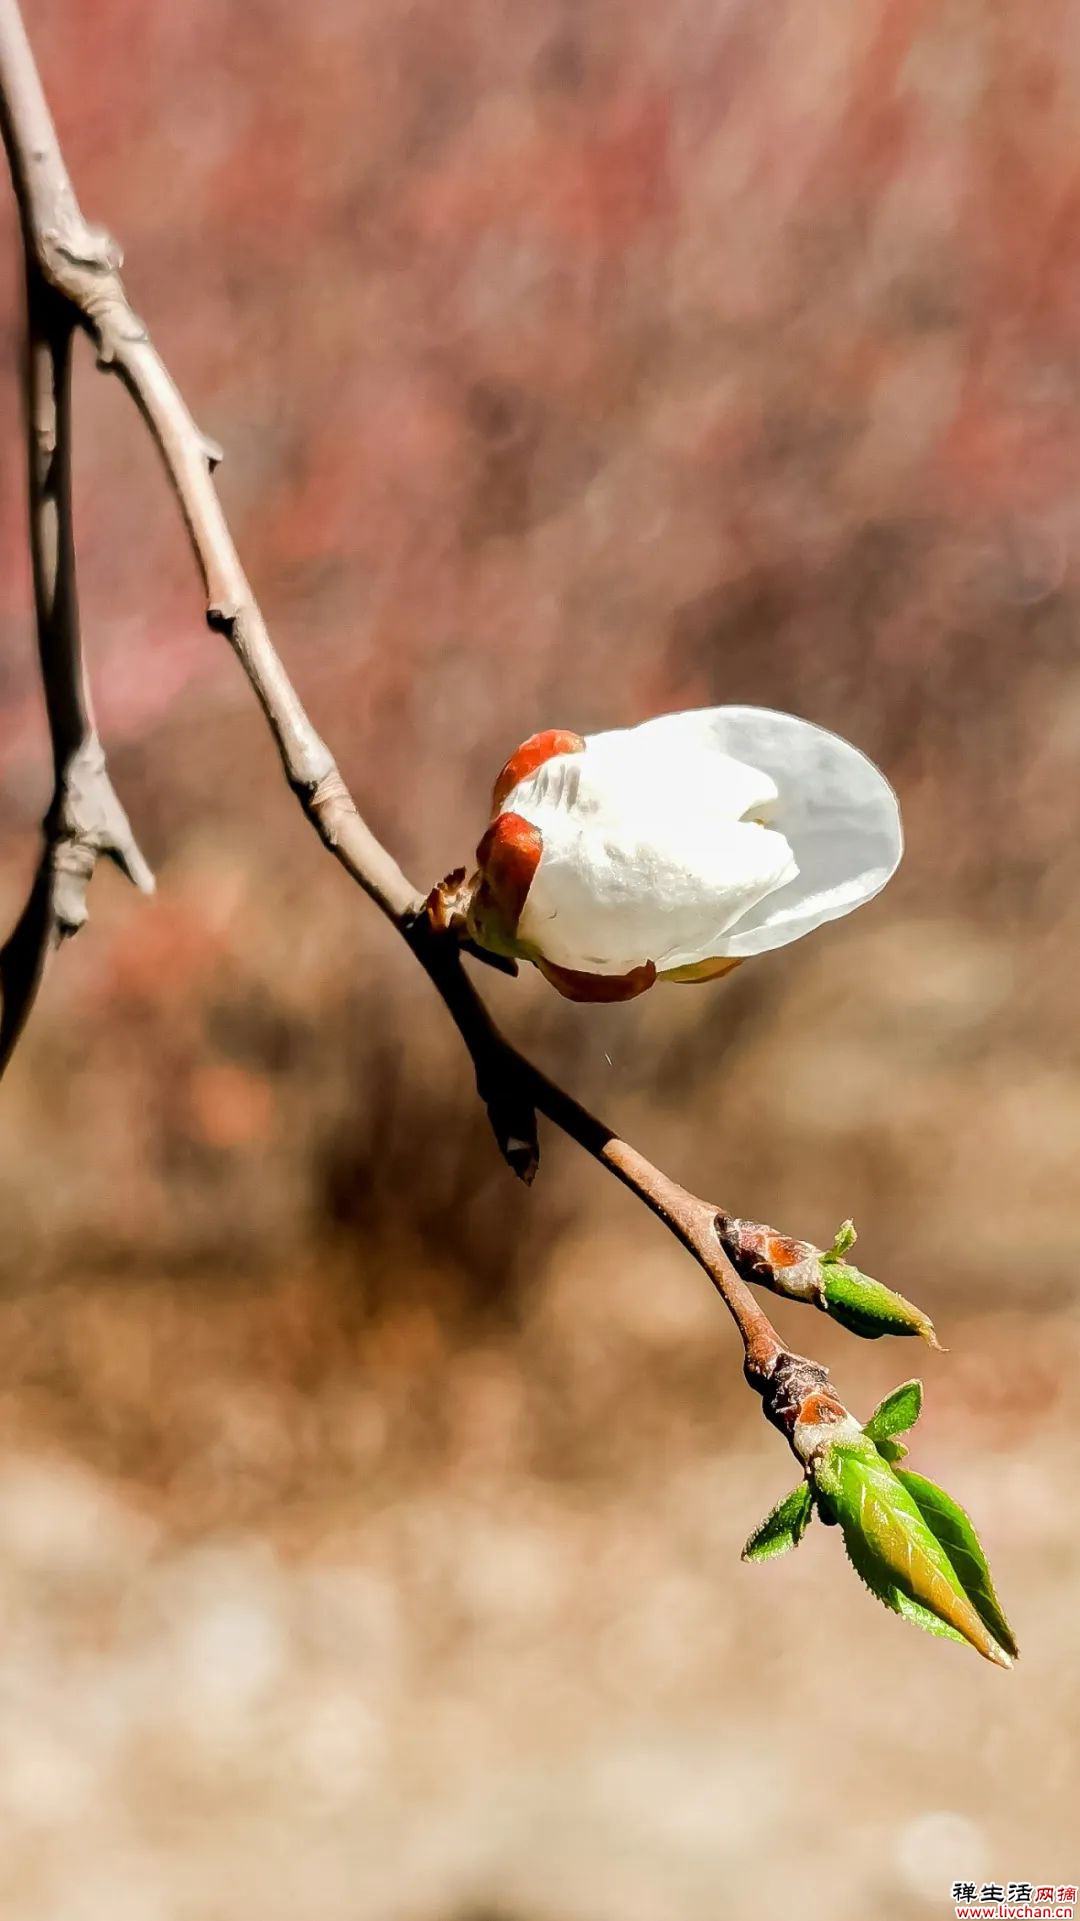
xmin=474 ymin=812 xmax=544 ymax=931
xmin=491 ymin=729 xmax=585 ymax=813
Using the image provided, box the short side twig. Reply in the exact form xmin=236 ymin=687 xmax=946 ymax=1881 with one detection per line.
xmin=0 ymin=149 xmax=152 ymax=1072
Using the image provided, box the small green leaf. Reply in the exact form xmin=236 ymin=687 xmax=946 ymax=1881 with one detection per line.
xmin=895 ymin=1469 xmax=1018 ymax=1661
xmin=873 ymin=1435 xmax=908 ymax=1462
xmin=835 ymin=1490 xmax=961 ymax=1641
xmin=822 ymin=1219 xmax=858 ymax=1263
xmin=813 ymin=1440 xmax=1012 ymax=1666
xmin=865 ymin=1379 xmax=923 ymax=1444
xmin=819 ymin=1263 xmax=941 ymax=1347
xmin=891 ymin=1588 xmax=968 ymax=1645
xmin=742 ymin=1482 xmax=814 ymax=1562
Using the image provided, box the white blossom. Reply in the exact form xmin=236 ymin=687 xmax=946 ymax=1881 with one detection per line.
xmin=469 ymin=706 xmax=902 ymax=997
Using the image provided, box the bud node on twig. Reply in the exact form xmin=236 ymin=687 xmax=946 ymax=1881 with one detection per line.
xmin=755 ymin=1349 xmax=831 ymax=1437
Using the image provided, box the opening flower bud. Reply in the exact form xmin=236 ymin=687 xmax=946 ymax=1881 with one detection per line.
xmin=462 ymin=706 xmax=902 ymax=1000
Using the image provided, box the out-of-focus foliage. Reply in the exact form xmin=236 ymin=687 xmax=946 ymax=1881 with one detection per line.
xmin=0 ymin=1 xmax=1077 ymax=1915
xmin=4 ymin=0 xmax=1080 ymax=1291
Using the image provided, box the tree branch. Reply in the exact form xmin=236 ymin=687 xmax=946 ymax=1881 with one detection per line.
xmin=0 ymin=58 xmax=152 ymax=1073
xmin=0 ymin=0 xmax=834 ymax=1411
xmin=404 ymin=912 xmax=784 ymax=1379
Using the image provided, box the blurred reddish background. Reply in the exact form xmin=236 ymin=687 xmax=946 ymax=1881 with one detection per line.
xmin=0 ymin=2 xmax=1077 ymax=1916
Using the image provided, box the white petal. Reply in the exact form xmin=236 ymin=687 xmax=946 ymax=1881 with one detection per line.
xmin=582 ymin=723 xmax=780 ymax=826
xmin=514 ymin=778 xmax=796 ymax=974
xmin=498 ymin=705 xmax=900 ymax=976
xmin=668 ymin=706 xmax=903 ymax=959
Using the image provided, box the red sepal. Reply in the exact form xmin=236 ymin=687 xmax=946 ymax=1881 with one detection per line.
xmin=491 ymin=729 xmax=585 ymax=813
xmin=474 ymin=811 xmax=544 ymax=934
xmin=536 ymin=956 xmax=657 ymax=1003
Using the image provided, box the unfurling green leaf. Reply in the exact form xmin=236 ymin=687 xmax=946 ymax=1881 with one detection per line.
xmin=890 ymin=1588 xmax=968 ymax=1644
xmin=812 ymin=1438 xmax=1013 ymax=1667
xmin=828 ymin=1483 xmax=964 ymax=1644
xmin=714 ymin=1216 xmax=941 ymax=1351
xmin=819 ymin=1262 xmax=941 ymax=1348
xmin=822 ymin=1218 xmax=858 ymax=1263
xmin=895 ymin=1469 xmax=1018 ymax=1661
xmin=864 ymin=1379 xmax=923 ymax=1447
xmin=743 ymin=1482 xmax=814 ymax=1561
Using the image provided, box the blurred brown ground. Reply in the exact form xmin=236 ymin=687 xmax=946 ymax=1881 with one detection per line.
xmin=1 ymin=1 xmax=1078 ymax=1916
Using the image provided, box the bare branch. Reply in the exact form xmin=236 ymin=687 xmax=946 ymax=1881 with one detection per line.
xmin=0 ymin=0 xmax=815 ymax=1397
xmin=3 ymin=4 xmax=1022 ymax=1679
xmin=405 ymin=910 xmax=785 ymax=1374
xmin=0 ymin=0 xmax=416 ymax=930
xmin=0 ymin=62 xmax=152 ymax=1074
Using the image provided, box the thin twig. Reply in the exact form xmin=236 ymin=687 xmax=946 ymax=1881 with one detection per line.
xmin=405 ymin=914 xmax=784 ymax=1377
xmin=0 ymin=99 xmax=152 ymax=1072
xmin=0 ymin=0 xmax=790 ymax=1386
